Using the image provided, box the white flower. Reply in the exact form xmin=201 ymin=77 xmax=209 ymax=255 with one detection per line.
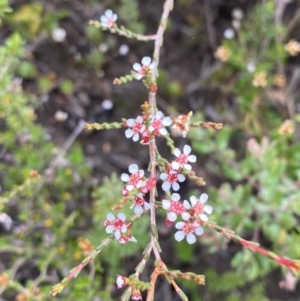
xmin=51 ymin=28 xmax=66 ymax=42
xmin=116 ymin=275 xmax=127 ymax=288
xmin=119 ymin=44 xmax=129 ymax=56
xmin=183 ymin=193 xmax=213 ymax=221
xmin=100 ymin=9 xmax=118 ymax=28
xmin=133 ymin=56 xmax=155 ymax=80
xmin=162 ymin=193 xmax=190 ymax=221
xmin=224 ymin=28 xmax=235 ymax=39
xmin=232 ymin=8 xmax=244 ymax=20
xmin=232 ymin=19 xmax=240 ymax=30
xmin=171 ymin=145 xmax=196 ymax=170
xmin=246 ymin=61 xmax=256 ymax=73
xmin=148 ymin=111 xmax=172 ymax=136
xmin=104 ymin=212 xmax=127 ymax=240
xmin=121 ymin=164 xmax=145 ymax=191
xmin=125 ymin=116 xmax=146 ymax=142
xmin=54 ymin=110 xmax=68 ymax=122
xmin=102 ymin=99 xmax=113 ymax=110
xmin=174 ymin=221 xmax=204 ymax=244
xmin=160 ymin=169 xmax=185 ymax=191
xmin=131 ymin=193 xmax=151 ymax=214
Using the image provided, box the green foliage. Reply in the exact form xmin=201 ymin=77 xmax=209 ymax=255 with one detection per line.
xmin=118 ymin=0 xmax=145 ymax=33
xmin=4 ymin=2 xmax=69 ymax=39
xmin=0 ymin=0 xmax=11 ymax=18
xmin=213 ymin=0 xmax=287 ymax=134
xmin=0 ymin=30 xmax=112 ymax=301
xmin=188 ymin=0 xmax=300 ymax=298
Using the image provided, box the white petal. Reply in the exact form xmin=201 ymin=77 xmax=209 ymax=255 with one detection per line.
xmin=171 ymin=193 xmax=180 ymax=201
xmin=121 ymin=224 xmax=127 ymax=233
xmin=184 ymin=164 xmax=192 ymax=170
xmin=129 ymin=164 xmax=138 ymax=173
xmin=134 ymin=205 xmax=143 ymax=214
xmin=159 ymin=128 xmax=168 ymax=136
xmin=116 ymin=276 xmax=125 ymax=288
xmin=106 ymin=213 xmax=115 ymax=221
xmin=162 ymin=199 xmax=171 ymax=209
xmin=195 ymin=227 xmax=204 ymax=236
xmin=162 ymin=117 xmax=172 ymax=126
xmin=135 ymin=74 xmax=143 ymax=80
xmin=112 ymin=14 xmax=118 ymax=22
xmin=156 ymin=111 xmax=163 ymax=119
xmin=100 ymin=16 xmax=108 ymax=23
xmin=160 ymin=173 xmax=168 ymax=180
xmin=144 ymin=202 xmax=151 ymax=210
xmin=175 ymin=222 xmax=185 ymax=229
xmin=182 ymin=212 xmax=190 ymax=220
xmin=118 ymin=212 xmax=126 ymax=221
xmin=106 ymin=225 xmax=114 ymax=233
xmin=149 ymin=62 xmax=155 ymax=69
xmin=127 ymin=119 xmax=135 ymax=126
xmin=187 ymin=233 xmax=196 ymax=244
xmin=183 ymin=145 xmax=191 ymax=155
xmin=129 ymin=236 xmax=137 ymax=242
xmin=126 ymin=184 xmax=134 ymax=191
xmin=172 ymin=183 xmax=179 ymax=191
xmin=133 ymin=134 xmax=139 ymax=142
xmin=190 ymin=195 xmax=198 ymax=206
xmin=204 ymin=205 xmax=213 ymax=214
xmin=200 ymin=214 xmax=208 ymax=221
xmin=177 ymin=174 xmax=185 ymax=182
xmin=125 ymin=129 xmax=134 ymax=138
xmin=174 ymin=148 xmax=181 ymax=157
xmin=183 ymin=200 xmax=191 ymax=209
xmin=188 ymin=155 xmax=196 ymax=162
xmin=139 ymin=170 xmax=144 ymax=177
xmin=200 ymin=193 xmax=208 ymax=203
xmin=105 ymin=9 xmax=113 ymax=17
xmin=114 ymin=231 xmax=121 ymax=240
xmin=136 ymin=116 xmax=143 ymax=123
xmin=136 ymin=180 xmax=145 ymax=188
xmin=141 ymin=56 xmax=151 ymax=66
xmin=171 ymin=161 xmax=180 ymax=170
xmin=167 ymin=212 xmax=177 ymax=221
xmin=121 ymin=173 xmax=129 ymax=182
xmin=162 ymin=182 xmax=171 ymax=191
xmin=133 ymin=63 xmax=142 ymax=71
xmin=174 ymin=231 xmax=185 ymax=242
xmin=148 ymin=125 xmax=154 ymax=132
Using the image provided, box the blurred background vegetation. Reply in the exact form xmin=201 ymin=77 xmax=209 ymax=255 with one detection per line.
xmin=0 ymin=0 xmax=300 ymax=300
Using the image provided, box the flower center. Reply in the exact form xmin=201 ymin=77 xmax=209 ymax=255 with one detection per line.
xmin=167 ymin=171 xmax=178 ymax=183
xmin=190 ymin=202 xmax=204 ymax=217
xmin=134 ymin=196 xmax=144 ymax=206
xmin=170 ymin=201 xmax=185 ymax=215
xmin=132 ymin=122 xmax=143 ymax=133
xmin=182 ymin=222 xmax=194 ymax=234
xmin=113 ymin=218 xmax=124 ymax=229
xmin=129 ymin=173 xmax=141 ymax=186
xmin=177 ymin=154 xmax=188 ymax=165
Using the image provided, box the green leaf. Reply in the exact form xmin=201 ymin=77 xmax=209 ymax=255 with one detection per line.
xmin=215 ymin=126 xmax=231 ymax=150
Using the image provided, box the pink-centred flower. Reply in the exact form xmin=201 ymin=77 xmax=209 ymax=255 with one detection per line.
xmin=183 ymin=193 xmax=213 ymax=221
xmin=149 ymin=111 xmax=172 ymax=136
xmin=133 ymin=56 xmax=155 ymax=80
xmin=121 ymin=164 xmax=145 ymax=191
xmin=125 ymin=116 xmax=146 ymax=142
xmin=100 ymin=9 xmax=117 ymax=28
xmin=171 ymin=144 xmax=196 ymax=171
xmin=174 ymin=220 xmax=204 ymax=244
xmin=162 ymin=193 xmax=190 ymax=221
